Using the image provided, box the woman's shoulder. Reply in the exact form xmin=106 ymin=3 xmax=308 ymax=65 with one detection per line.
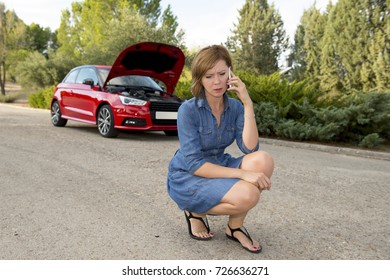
xmin=183 ymin=97 xmax=196 ymax=105
xmin=178 ymin=97 xmax=198 ymax=117
xmin=179 ymin=97 xmax=198 ymax=111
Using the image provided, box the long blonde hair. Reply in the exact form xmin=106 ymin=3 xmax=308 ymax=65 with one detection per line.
xmin=191 ymin=45 xmax=232 ymax=98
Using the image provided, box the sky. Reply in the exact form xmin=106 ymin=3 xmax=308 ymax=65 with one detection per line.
xmin=3 ymin=0 xmax=335 ymax=49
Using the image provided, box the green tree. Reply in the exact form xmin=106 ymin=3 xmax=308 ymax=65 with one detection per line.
xmin=0 ymin=3 xmax=27 ymax=95
xmin=130 ymin=0 xmax=161 ymax=27
xmin=288 ymin=24 xmax=306 ymax=81
xmin=319 ymin=0 xmax=389 ymax=93
xmin=333 ymin=0 xmax=368 ymax=90
xmin=228 ymin=0 xmax=288 ymax=75
xmin=361 ymin=0 xmax=389 ymax=92
xmin=56 ymin=0 xmax=184 ymax=66
xmin=318 ymin=3 xmax=342 ymax=94
xmin=25 ymin=23 xmax=54 ymax=54
xmin=158 ymin=4 xmax=185 ymax=47
xmin=98 ymin=6 xmax=161 ymax=64
xmin=15 ymin=51 xmax=58 ymax=89
xmin=55 ymin=3 xmax=84 ymax=66
xmin=290 ymin=5 xmax=327 ymax=84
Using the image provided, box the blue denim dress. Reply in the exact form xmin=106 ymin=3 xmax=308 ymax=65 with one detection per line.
xmin=167 ymin=93 xmax=259 ymax=213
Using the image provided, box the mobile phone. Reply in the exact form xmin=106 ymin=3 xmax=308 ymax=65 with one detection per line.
xmin=228 ymin=67 xmax=232 ymax=89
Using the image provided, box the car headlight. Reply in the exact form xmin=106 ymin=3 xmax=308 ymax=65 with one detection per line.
xmin=119 ymin=95 xmax=147 ymax=106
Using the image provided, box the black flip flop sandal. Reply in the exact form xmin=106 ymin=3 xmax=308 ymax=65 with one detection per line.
xmin=184 ymin=211 xmax=213 ymax=241
xmin=226 ymin=224 xmax=262 ymax=253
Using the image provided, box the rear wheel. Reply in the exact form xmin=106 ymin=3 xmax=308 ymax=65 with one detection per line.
xmin=97 ymin=105 xmax=119 ymax=138
xmin=51 ymin=101 xmax=67 ymax=127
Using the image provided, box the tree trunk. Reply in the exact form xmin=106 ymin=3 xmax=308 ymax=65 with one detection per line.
xmin=0 ymin=61 xmax=5 ymax=95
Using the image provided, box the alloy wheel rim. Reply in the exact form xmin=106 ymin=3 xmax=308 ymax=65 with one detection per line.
xmin=98 ymin=108 xmax=111 ymax=135
xmin=51 ymin=103 xmax=60 ymax=124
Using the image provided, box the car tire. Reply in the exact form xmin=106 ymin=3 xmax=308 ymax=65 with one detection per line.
xmin=97 ymin=105 xmax=119 ymax=138
xmin=164 ymin=130 xmax=178 ymax=136
xmin=51 ymin=101 xmax=67 ymax=127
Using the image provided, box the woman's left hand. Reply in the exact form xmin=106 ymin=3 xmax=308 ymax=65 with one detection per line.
xmin=240 ymin=170 xmax=271 ymax=191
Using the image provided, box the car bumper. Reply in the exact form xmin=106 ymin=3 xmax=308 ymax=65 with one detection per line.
xmin=113 ymin=106 xmax=178 ymax=131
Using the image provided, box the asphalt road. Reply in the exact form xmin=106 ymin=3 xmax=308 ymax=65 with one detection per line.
xmin=0 ymin=103 xmax=389 ymax=260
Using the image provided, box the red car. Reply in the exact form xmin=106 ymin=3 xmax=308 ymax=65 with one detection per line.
xmin=50 ymin=42 xmax=185 ymax=137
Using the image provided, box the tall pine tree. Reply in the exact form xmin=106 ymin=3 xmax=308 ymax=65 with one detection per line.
xmin=228 ymin=0 xmax=288 ymax=75
xmin=319 ymin=0 xmax=389 ymax=92
xmin=361 ymin=0 xmax=389 ymax=92
xmin=290 ymin=5 xmax=327 ymax=84
xmin=319 ymin=2 xmax=344 ymax=93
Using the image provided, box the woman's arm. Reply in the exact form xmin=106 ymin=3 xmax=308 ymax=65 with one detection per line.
xmin=194 ymin=162 xmax=243 ymax=179
xmin=228 ymin=71 xmax=259 ymax=150
xmin=194 ymin=162 xmax=269 ymax=189
xmin=241 ymin=99 xmax=259 ymax=150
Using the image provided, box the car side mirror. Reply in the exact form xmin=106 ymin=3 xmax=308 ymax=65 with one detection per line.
xmin=82 ymin=78 xmax=95 ymax=87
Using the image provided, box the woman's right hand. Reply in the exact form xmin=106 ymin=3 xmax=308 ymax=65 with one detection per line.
xmin=240 ymin=170 xmax=271 ymax=191
xmin=227 ymin=70 xmax=252 ymax=106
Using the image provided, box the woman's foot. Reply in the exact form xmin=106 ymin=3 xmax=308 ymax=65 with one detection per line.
xmin=184 ymin=211 xmax=214 ymax=241
xmin=225 ymin=224 xmax=262 ymax=253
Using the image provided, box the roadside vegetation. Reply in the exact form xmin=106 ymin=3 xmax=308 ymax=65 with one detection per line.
xmin=1 ymin=0 xmax=388 ymax=148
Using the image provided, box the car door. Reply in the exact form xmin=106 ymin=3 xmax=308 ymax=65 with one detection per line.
xmin=67 ymin=67 xmax=100 ymax=123
xmin=59 ymin=68 xmax=79 ymax=118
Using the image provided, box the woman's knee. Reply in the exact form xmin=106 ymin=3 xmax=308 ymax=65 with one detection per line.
xmin=212 ymin=182 xmax=261 ymax=215
xmin=243 ymin=151 xmax=274 ymax=177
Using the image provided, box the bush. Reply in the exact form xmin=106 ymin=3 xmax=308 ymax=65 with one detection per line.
xmin=15 ymin=51 xmax=59 ymax=90
xmin=175 ymin=79 xmax=192 ymax=100
xmin=28 ymin=86 xmax=55 ymax=109
xmin=174 ymin=68 xmax=193 ymax=100
xmin=332 ymin=91 xmax=390 ymax=141
xmin=0 ymin=93 xmax=21 ymax=103
xmin=238 ymin=70 xmax=324 ymax=110
xmin=359 ymin=133 xmax=385 ymax=148
xmin=254 ymin=102 xmax=281 ymax=135
xmin=254 ymin=91 xmax=390 ymax=147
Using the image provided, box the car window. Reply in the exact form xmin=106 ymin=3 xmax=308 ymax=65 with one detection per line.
xmin=76 ymin=68 xmax=98 ymax=85
xmin=63 ymin=69 xmax=79 ymax=83
xmin=97 ymin=68 xmax=110 ymax=83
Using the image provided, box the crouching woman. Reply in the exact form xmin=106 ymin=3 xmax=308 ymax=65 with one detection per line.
xmin=167 ymin=45 xmax=274 ymax=253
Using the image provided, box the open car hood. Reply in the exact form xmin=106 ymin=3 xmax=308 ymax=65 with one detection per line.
xmin=104 ymin=42 xmax=185 ymax=93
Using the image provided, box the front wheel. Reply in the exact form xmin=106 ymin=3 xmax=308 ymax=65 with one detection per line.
xmin=97 ymin=105 xmax=119 ymax=138
xmin=51 ymin=101 xmax=67 ymax=127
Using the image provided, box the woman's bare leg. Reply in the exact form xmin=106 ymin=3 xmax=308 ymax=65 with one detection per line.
xmin=207 ymin=180 xmax=261 ymax=250
xmin=208 ymin=150 xmax=274 ymax=250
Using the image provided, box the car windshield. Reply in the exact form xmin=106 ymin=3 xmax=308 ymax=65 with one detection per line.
xmin=98 ymin=68 xmax=163 ymax=91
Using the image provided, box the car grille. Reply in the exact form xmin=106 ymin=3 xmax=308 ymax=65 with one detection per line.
xmin=149 ymin=101 xmax=181 ymax=125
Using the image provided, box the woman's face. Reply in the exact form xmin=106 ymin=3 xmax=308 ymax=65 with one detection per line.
xmin=201 ymin=59 xmax=229 ymax=99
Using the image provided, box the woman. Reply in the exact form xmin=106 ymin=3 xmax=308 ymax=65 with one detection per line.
xmin=167 ymin=45 xmax=274 ymax=253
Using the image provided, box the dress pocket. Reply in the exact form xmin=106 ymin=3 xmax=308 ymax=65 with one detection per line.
xmin=199 ymin=126 xmax=214 ymax=149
